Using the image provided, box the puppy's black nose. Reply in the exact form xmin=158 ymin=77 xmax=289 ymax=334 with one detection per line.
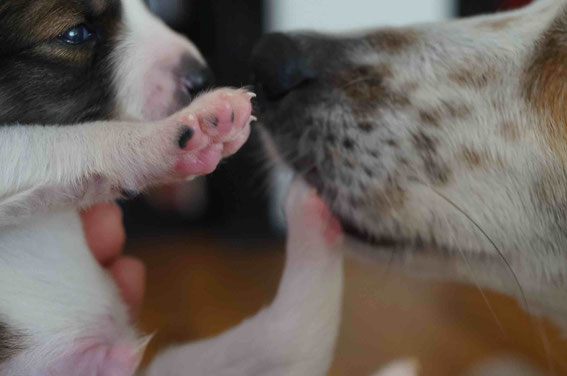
xmin=180 ymin=58 xmax=215 ymax=97
xmin=251 ymin=33 xmax=317 ymax=100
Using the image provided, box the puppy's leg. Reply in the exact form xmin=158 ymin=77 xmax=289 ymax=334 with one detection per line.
xmin=464 ymin=357 xmax=544 ymax=376
xmin=144 ymin=179 xmax=344 ymax=376
xmin=370 ymin=360 xmax=420 ymax=376
xmin=0 ymin=88 xmax=253 ymax=225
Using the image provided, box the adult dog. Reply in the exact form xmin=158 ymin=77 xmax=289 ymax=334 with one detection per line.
xmin=254 ymin=0 xmax=567 ymax=374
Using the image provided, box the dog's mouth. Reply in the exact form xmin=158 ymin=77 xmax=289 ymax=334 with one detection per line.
xmin=262 ymin=127 xmax=422 ymax=253
xmin=299 ymin=168 xmax=412 ymax=251
xmin=339 ymin=217 xmax=402 ymax=248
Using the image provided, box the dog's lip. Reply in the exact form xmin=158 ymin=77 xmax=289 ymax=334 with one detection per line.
xmin=337 ymin=214 xmax=405 ymax=249
xmin=298 ymin=171 xmax=406 ymax=249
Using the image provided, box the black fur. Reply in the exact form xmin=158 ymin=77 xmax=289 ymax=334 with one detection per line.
xmin=0 ymin=0 xmax=123 ymax=126
xmin=0 ymin=322 xmax=23 ymax=364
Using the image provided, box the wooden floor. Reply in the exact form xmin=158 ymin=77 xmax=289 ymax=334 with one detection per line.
xmin=129 ymin=233 xmax=567 ymax=376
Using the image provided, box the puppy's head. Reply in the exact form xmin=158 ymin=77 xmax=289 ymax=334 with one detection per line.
xmin=254 ymin=0 xmax=567 ymax=311
xmin=0 ymin=0 xmax=212 ymax=125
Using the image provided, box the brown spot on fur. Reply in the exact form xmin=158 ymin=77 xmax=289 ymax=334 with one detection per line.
xmin=448 ymin=66 xmax=498 ymax=89
xmin=338 ymin=64 xmax=393 ymax=85
xmin=419 ymin=109 xmax=441 ymax=127
xmin=425 ymin=160 xmax=451 ymax=185
xmin=461 ymin=147 xmax=482 ymax=167
xmin=418 ymin=101 xmax=471 ymax=127
xmin=336 ymin=64 xmax=410 ymax=115
xmin=444 ymin=101 xmax=471 ymax=119
xmin=412 ymin=131 xmax=438 ymax=153
xmin=372 ymin=185 xmax=407 ymax=213
xmin=500 ymin=121 xmax=520 ymax=142
xmin=460 ymin=146 xmax=506 ymax=169
xmin=366 ymin=28 xmax=418 ymax=53
xmin=412 ymin=131 xmax=452 ymax=185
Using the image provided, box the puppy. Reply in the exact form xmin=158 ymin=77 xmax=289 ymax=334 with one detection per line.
xmin=0 ymin=0 xmax=345 ymax=375
xmin=254 ymin=0 xmax=567 ymax=373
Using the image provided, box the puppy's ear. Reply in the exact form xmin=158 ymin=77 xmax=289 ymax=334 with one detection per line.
xmin=41 ymin=336 xmax=151 ymax=376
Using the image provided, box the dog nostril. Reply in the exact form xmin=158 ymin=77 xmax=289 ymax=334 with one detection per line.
xmin=181 ymin=62 xmax=215 ymax=97
xmin=251 ymin=33 xmax=317 ymax=101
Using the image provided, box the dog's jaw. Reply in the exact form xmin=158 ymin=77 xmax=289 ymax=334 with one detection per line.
xmin=254 ymin=0 xmax=567 ymax=331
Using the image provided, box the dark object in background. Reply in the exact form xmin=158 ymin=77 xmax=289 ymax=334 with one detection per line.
xmin=458 ymin=0 xmax=531 ymax=16
xmin=123 ymin=0 xmax=269 ymax=239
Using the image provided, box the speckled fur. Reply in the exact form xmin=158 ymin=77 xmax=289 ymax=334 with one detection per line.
xmin=260 ymin=0 xmax=567 ymax=334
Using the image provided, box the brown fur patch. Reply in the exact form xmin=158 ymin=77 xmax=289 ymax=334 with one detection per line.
xmin=418 ymin=101 xmax=471 ymax=127
xmin=412 ymin=131 xmax=452 ymax=185
xmin=336 ymin=64 xmax=410 ymax=115
xmin=2 ymin=0 xmax=116 ymax=43
xmin=461 ymin=147 xmax=482 ymax=167
xmin=337 ymin=63 xmax=393 ymax=86
xmin=371 ymin=185 xmax=407 ymax=213
xmin=418 ymin=109 xmax=441 ymax=127
xmin=412 ymin=131 xmax=438 ymax=154
xmin=524 ymin=10 xmax=567 ymax=154
xmin=531 ymin=169 xmax=567 ymax=219
xmin=366 ymin=28 xmax=419 ymax=53
xmin=448 ymin=65 xmax=499 ymax=90
xmin=500 ymin=121 xmax=520 ymax=142
xmin=460 ymin=146 xmax=505 ymax=169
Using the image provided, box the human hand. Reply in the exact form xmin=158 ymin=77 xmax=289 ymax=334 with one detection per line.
xmin=81 ymin=203 xmax=146 ymax=320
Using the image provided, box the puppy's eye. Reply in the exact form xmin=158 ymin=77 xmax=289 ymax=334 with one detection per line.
xmin=59 ymin=24 xmax=94 ymax=45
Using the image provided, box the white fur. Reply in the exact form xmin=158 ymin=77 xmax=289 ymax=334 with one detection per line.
xmin=304 ymin=0 xmax=567 ymax=329
xmin=113 ymin=0 xmax=206 ymax=121
xmin=260 ymin=1 xmax=567 ymax=375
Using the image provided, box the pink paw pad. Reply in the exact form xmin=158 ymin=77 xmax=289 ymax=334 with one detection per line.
xmin=168 ymin=88 xmax=254 ymax=178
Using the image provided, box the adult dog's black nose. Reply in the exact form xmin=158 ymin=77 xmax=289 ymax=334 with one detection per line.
xmin=251 ymin=33 xmax=318 ymax=100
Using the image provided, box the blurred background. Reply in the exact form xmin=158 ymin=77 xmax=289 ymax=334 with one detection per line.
xmin=126 ymin=1 xmax=567 ymax=375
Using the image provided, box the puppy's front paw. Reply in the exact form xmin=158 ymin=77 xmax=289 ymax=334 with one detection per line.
xmin=166 ymin=88 xmax=254 ymax=177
